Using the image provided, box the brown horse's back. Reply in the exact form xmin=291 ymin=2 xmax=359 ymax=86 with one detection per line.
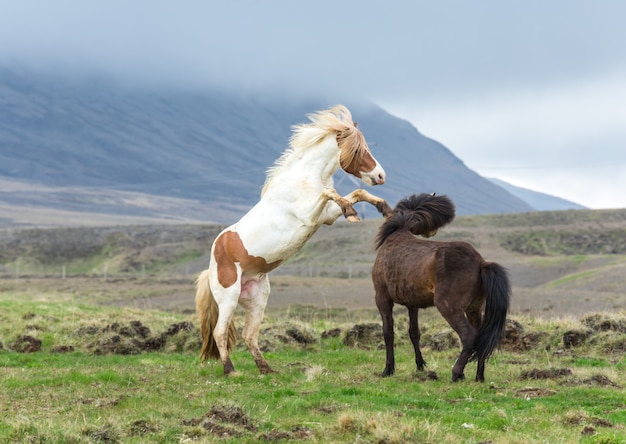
xmin=373 ymin=231 xmax=484 ymax=311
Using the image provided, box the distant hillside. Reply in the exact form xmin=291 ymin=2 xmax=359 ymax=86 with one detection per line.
xmin=489 ymin=178 xmax=586 ymax=211
xmin=1 ymin=207 xmax=625 ymax=316
xmin=0 ymin=66 xmax=542 ymax=227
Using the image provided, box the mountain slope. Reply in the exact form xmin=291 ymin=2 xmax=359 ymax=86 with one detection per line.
xmin=0 ymin=67 xmax=537 ymax=226
xmin=489 ymin=178 xmax=586 ymax=211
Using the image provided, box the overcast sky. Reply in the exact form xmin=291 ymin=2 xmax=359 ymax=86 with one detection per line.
xmin=1 ymin=1 xmax=625 ymax=209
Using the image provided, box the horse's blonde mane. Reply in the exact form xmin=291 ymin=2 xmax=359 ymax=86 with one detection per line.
xmin=262 ymin=105 xmax=368 ymax=195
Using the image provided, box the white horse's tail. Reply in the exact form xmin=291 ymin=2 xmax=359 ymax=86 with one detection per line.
xmin=195 ymin=269 xmax=237 ymax=362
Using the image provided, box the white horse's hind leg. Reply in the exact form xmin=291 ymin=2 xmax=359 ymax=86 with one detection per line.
xmin=240 ymin=274 xmax=276 ymax=374
xmin=210 ymin=265 xmax=242 ymax=375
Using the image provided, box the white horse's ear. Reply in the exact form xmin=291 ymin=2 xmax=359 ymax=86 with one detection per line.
xmin=431 ymin=192 xmax=436 ymax=196
xmin=354 ymin=121 xmax=358 ymax=128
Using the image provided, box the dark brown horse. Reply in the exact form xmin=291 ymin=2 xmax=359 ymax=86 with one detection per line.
xmin=372 ymin=193 xmax=510 ymax=382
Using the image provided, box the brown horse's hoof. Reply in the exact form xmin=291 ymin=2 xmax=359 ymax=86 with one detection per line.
xmin=346 ymin=215 xmax=361 ymax=223
xmin=380 ymin=368 xmax=395 ymax=378
xmin=451 ymin=373 xmax=465 ymax=383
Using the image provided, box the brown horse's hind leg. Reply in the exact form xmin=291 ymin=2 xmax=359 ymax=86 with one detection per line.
xmin=437 ymin=308 xmax=478 ymax=382
xmin=376 ymin=295 xmax=396 ymax=377
xmin=466 ymin=302 xmax=485 ymax=382
xmin=407 ymin=306 xmax=426 ymax=371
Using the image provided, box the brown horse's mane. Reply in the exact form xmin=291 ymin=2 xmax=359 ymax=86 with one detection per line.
xmin=262 ymin=105 xmax=367 ymax=195
xmin=375 ymin=193 xmax=456 ymax=250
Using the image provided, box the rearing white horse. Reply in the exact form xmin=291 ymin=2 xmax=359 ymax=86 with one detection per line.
xmin=196 ymin=105 xmax=391 ymax=375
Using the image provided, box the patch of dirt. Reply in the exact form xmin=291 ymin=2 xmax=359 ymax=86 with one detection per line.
xmin=501 ymin=319 xmax=524 ymax=350
xmin=106 ymin=320 xmax=151 ymax=338
xmin=414 ymin=370 xmax=439 ymax=381
xmin=315 ymin=405 xmax=340 ymax=414
xmin=564 ymin=413 xmax=614 ymax=428
xmin=321 ymin=328 xmax=342 ymax=338
xmin=342 ymin=323 xmax=383 ymax=349
xmin=129 ymin=420 xmax=158 ymax=436
xmin=581 ymin=313 xmax=626 ymax=333
xmin=182 ymin=405 xmax=258 ymax=440
xmin=257 ymin=323 xmax=319 ymax=352
xmin=205 ymin=405 xmax=256 ymax=431
xmin=515 ymin=388 xmax=557 ymax=398
xmin=9 ymin=335 xmax=42 ymax=353
xmin=260 ymin=426 xmax=313 ymax=441
xmin=73 ymin=320 xmax=198 ymax=355
xmin=51 ymin=345 xmax=75 ymax=353
xmin=562 ymin=329 xmax=593 ymax=348
xmin=520 ymin=368 xmax=573 ymax=380
xmin=82 ymin=425 xmax=120 ymax=443
xmin=202 ymin=421 xmax=242 ymax=439
xmin=604 ymin=338 xmax=626 ymax=353
xmin=501 ymin=319 xmax=546 ymax=352
xmin=423 ymin=330 xmax=459 ymax=351
xmin=166 ymin=321 xmax=194 ymax=335
xmin=285 ymin=325 xmax=317 ymax=345
xmin=583 ymin=375 xmax=621 ymax=388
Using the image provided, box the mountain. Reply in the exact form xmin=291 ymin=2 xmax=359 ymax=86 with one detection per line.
xmin=0 ymin=66 xmax=541 ymax=227
xmin=488 ymin=178 xmax=586 ymax=211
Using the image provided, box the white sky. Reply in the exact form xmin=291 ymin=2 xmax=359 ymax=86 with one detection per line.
xmin=1 ymin=0 xmax=625 ymax=208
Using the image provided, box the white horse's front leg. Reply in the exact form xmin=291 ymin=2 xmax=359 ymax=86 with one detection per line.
xmin=345 ymin=189 xmax=393 ymax=218
xmin=321 ymin=188 xmax=393 ymax=224
xmin=321 ymin=188 xmax=361 ymax=223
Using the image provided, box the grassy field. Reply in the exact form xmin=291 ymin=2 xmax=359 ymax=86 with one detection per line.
xmin=1 ymin=208 xmax=626 ymax=442
xmin=1 ymin=289 xmax=625 ymax=443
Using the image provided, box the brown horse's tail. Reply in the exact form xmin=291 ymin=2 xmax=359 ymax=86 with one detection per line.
xmin=195 ymin=269 xmax=237 ymax=362
xmin=470 ymin=262 xmax=511 ymax=362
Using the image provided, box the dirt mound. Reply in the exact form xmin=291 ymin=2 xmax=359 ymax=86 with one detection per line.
xmin=9 ymin=335 xmax=42 ymax=353
xmin=520 ymin=368 xmax=573 ymax=380
xmin=500 ymin=319 xmax=545 ymax=352
xmin=562 ymin=329 xmax=593 ymax=348
xmin=71 ymin=320 xmax=198 ymax=355
xmin=342 ymin=323 xmax=383 ymax=349
xmin=581 ymin=313 xmax=626 ymax=333
xmin=257 ymin=323 xmax=318 ymax=352
xmin=181 ymin=405 xmax=314 ymax=442
xmin=423 ymin=329 xmax=459 ymax=351
xmin=583 ymin=375 xmax=621 ymax=388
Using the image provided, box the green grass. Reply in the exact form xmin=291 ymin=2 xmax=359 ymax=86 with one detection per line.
xmin=548 ymin=270 xmax=599 ymax=288
xmin=1 ymin=295 xmax=625 ymax=443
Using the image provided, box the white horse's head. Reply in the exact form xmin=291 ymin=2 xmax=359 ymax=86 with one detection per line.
xmin=303 ymin=105 xmax=386 ymax=186
xmin=336 ymin=120 xmax=386 ymax=186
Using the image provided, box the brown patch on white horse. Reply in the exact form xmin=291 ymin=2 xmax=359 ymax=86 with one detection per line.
xmin=213 ymin=231 xmax=282 ymax=288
